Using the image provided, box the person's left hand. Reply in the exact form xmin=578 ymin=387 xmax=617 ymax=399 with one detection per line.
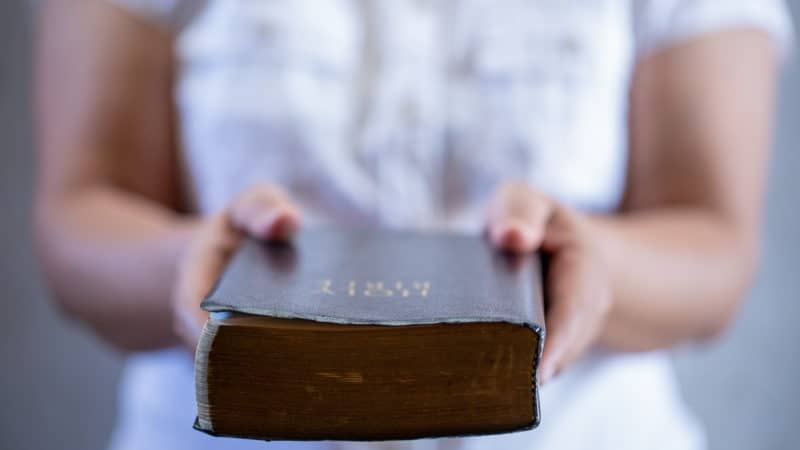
xmin=485 ymin=181 xmax=612 ymax=384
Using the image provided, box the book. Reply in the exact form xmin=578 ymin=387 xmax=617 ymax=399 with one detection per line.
xmin=194 ymin=229 xmax=545 ymax=441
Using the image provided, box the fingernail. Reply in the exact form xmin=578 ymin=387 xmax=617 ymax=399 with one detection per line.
xmin=270 ymin=211 xmax=300 ymax=240
xmin=272 ymin=218 xmax=292 ymax=239
xmin=512 ymin=224 xmax=535 ymax=245
xmin=250 ymin=211 xmax=277 ymax=235
xmin=498 ymin=222 xmax=536 ymax=252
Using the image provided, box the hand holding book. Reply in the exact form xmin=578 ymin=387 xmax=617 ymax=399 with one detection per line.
xmin=171 ymin=184 xmax=302 ymax=351
xmin=484 ymin=182 xmax=612 ymax=385
xmin=173 ymin=181 xmax=611 ymax=388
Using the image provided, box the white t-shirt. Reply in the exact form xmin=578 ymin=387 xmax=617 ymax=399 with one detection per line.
xmin=104 ymin=1 xmax=792 ymax=450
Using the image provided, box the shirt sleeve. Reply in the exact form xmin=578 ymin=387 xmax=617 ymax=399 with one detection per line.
xmin=633 ymin=0 xmax=794 ymax=60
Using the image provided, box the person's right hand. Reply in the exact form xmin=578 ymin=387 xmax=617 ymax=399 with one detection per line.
xmin=171 ymin=184 xmax=302 ymax=352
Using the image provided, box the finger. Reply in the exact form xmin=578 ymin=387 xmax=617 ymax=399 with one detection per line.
xmin=485 ymin=182 xmax=552 ymax=253
xmin=229 ymin=184 xmax=302 ymax=241
xmin=488 ymin=219 xmax=543 ymax=253
xmin=173 ymin=213 xmax=240 ymax=349
xmin=538 ymin=249 xmax=610 ymax=384
xmin=539 ymin=289 xmax=584 ymax=385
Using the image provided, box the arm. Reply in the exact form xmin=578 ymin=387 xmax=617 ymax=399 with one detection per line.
xmin=595 ymin=28 xmax=777 ymax=350
xmin=34 ymin=0 xmax=194 ymax=350
xmin=486 ymin=29 xmax=778 ymax=380
xmin=34 ymin=1 xmax=302 ymax=352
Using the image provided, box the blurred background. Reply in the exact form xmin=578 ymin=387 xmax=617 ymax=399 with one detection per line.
xmin=1 ymin=2 xmax=798 ymax=450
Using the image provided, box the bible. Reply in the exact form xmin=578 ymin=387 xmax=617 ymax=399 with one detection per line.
xmin=194 ymin=229 xmax=545 ymax=441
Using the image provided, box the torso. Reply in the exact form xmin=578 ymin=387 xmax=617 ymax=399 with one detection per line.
xmin=111 ymin=1 xmax=703 ymax=449
xmin=175 ymin=0 xmax=630 ymax=223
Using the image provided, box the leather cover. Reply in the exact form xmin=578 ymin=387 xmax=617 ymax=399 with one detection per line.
xmin=203 ymin=229 xmax=546 ymax=334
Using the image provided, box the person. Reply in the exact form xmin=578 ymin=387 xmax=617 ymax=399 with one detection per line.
xmin=33 ymin=1 xmax=792 ymax=449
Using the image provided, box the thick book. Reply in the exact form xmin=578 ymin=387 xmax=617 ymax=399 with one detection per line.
xmin=194 ymin=229 xmax=545 ymax=441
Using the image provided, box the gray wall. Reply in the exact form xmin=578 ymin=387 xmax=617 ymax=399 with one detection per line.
xmin=1 ymin=2 xmax=798 ymax=450
xmin=0 ymin=3 xmax=123 ymax=450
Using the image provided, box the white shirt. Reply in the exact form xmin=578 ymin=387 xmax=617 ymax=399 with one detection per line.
xmin=105 ymin=1 xmax=792 ymax=450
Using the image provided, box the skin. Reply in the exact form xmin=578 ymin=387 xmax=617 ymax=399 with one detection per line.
xmin=34 ymin=1 xmax=778 ymax=385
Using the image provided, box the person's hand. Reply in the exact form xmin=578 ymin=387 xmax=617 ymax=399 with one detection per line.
xmin=172 ymin=184 xmax=302 ymax=352
xmin=485 ymin=181 xmax=611 ymax=384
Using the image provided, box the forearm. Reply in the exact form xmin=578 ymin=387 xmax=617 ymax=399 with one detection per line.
xmin=585 ymin=207 xmax=756 ymax=351
xmin=35 ymin=185 xmax=200 ymax=351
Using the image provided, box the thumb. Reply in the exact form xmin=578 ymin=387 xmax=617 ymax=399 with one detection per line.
xmin=229 ymin=184 xmax=302 ymax=241
xmin=485 ymin=182 xmax=553 ymax=253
